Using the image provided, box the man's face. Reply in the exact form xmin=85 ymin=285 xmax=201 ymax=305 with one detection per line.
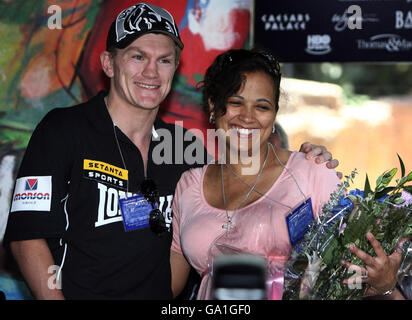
xmin=109 ymin=33 xmax=178 ymax=111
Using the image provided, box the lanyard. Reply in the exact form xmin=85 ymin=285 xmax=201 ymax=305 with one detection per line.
xmin=104 ymin=97 xmax=130 ymax=196
xmin=224 ymin=142 xmax=307 ymax=212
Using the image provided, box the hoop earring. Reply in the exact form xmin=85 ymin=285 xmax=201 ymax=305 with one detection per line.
xmin=209 ymin=114 xmax=215 ymax=125
xmin=272 ymin=123 xmax=276 ymax=133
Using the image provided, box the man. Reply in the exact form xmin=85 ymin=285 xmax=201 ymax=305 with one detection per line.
xmin=4 ymin=3 xmax=338 ymax=299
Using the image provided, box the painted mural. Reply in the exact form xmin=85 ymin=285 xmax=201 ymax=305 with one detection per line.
xmin=0 ymin=0 xmax=252 ymax=298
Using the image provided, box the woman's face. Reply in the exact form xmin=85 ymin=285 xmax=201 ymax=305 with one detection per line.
xmin=213 ymin=71 xmax=277 ymax=158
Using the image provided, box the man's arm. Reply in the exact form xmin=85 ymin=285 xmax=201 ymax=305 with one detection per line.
xmin=10 ymin=239 xmax=65 ymax=300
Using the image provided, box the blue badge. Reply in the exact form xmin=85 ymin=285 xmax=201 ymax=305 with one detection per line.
xmin=286 ymin=198 xmax=314 ymax=247
xmin=119 ymin=195 xmax=155 ymax=232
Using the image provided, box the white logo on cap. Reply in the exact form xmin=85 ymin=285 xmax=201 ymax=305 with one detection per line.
xmin=115 ymin=3 xmax=178 ymax=43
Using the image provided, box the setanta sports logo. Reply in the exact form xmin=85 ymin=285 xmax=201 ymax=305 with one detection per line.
xmin=11 ymin=176 xmax=52 ymax=212
xmin=83 ymin=159 xmax=128 ymax=189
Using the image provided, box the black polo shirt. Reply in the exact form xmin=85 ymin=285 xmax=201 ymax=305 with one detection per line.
xmin=4 ymin=91 xmax=207 ymax=299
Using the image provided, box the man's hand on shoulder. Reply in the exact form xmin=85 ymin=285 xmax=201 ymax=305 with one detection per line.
xmin=299 ymin=142 xmax=342 ymax=179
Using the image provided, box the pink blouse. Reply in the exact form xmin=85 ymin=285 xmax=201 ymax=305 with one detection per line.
xmin=171 ymin=152 xmax=341 ymax=299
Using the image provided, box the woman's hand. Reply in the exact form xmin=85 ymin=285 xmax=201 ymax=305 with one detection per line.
xmin=341 ymin=232 xmax=405 ymax=299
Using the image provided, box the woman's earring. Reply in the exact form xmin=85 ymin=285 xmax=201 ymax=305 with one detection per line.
xmin=272 ymin=123 xmax=276 ymax=134
xmin=209 ymin=114 xmax=215 ymax=125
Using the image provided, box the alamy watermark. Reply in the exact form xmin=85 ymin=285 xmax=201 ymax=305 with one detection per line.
xmin=47 ymin=264 xmax=62 ymax=290
xmin=152 ymin=121 xmax=262 ymax=175
xmin=347 ymin=5 xmax=363 ymax=30
xmin=347 ymin=265 xmax=364 ymax=290
xmin=47 ymin=5 xmax=62 ymax=29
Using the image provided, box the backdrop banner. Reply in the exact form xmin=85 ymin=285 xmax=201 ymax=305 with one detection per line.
xmin=254 ymin=0 xmax=412 ymax=62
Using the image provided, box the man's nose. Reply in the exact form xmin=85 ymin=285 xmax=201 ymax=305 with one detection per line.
xmin=142 ymin=59 xmax=158 ymax=78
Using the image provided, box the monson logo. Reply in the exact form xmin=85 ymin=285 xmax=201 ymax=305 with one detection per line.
xmin=14 ymin=178 xmax=50 ymax=201
xmin=25 ymin=178 xmax=38 ymax=191
xmin=11 ymin=176 xmax=52 ymax=212
xmin=14 ymin=192 xmax=50 ymax=201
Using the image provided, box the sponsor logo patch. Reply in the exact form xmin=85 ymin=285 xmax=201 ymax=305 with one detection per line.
xmin=305 ymin=34 xmax=332 ymax=55
xmin=25 ymin=178 xmax=38 ymax=191
xmin=11 ymin=176 xmax=52 ymax=212
xmin=83 ymin=159 xmax=128 ymax=189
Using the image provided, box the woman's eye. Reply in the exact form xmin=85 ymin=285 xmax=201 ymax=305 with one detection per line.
xmin=228 ymin=100 xmax=241 ymax=105
xmin=257 ymin=105 xmax=270 ymax=110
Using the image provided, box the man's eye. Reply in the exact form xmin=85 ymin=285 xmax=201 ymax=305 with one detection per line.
xmin=133 ymin=55 xmax=144 ymax=60
xmin=160 ymin=58 xmax=172 ymax=64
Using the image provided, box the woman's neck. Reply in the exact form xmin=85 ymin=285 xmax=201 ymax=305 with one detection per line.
xmin=223 ymin=142 xmax=270 ymax=177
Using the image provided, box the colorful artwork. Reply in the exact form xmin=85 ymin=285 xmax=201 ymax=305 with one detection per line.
xmin=0 ymin=0 xmax=251 ymax=299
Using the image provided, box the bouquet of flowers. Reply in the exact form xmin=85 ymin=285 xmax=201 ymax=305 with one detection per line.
xmin=283 ymin=155 xmax=412 ymax=300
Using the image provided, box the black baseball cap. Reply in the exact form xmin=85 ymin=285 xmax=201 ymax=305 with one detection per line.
xmin=106 ymin=2 xmax=184 ymax=51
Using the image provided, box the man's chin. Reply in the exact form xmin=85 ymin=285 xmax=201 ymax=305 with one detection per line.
xmin=131 ymin=97 xmax=162 ymax=111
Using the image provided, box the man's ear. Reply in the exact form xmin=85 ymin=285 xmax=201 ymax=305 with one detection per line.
xmin=100 ymin=51 xmax=114 ymax=78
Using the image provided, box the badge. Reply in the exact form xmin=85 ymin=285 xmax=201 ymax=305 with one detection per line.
xmin=11 ymin=176 xmax=52 ymax=212
xmin=119 ymin=195 xmax=155 ymax=232
xmin=286 ymin=198 xmax=314 ymax=247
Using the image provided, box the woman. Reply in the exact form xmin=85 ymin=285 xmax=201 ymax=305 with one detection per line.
xmin=170 ymin=48 xmax=404 ymax=300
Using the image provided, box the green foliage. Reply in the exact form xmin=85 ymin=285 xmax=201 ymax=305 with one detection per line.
xmin=82 ymin=0 xmax=105 ymax=36
xmin=0 ymin=0 xmax=46 ymax=24
xmin=283 ymin=156 xmax=412 ymax=300
xmin=0 ymin=127 xmax=31 ymax=149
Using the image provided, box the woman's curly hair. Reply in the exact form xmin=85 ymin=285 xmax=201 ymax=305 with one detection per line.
xmin=198 ymin=48 xmax=282 ymax=119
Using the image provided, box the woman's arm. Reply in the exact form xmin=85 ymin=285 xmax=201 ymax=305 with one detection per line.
xmin=170 ymin=250 xmax=191 ymax=298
